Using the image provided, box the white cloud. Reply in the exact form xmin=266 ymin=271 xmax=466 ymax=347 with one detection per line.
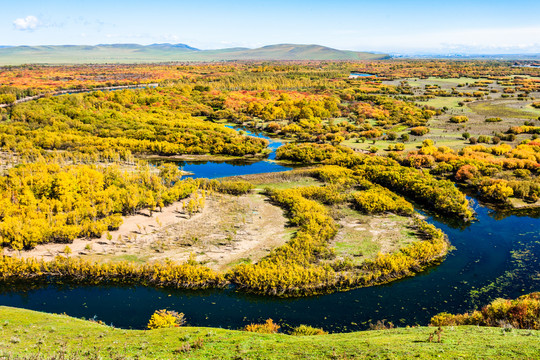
xmin=13 ymin=15 xmax=39 ymax=31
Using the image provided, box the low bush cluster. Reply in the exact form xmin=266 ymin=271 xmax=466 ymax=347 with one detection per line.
xmin=244 ymin=319 xmax=280 ymax=333
xmin=410 ymin=126 xmax=430 ymax=136
xmin=449 ymin=115 xmax=469 ymax=123
xmin=147 ymin=309 xmax=186 ymax=329
xmin=431 ymin=292 xmax=540 ymax=329
xmin=290 ymin=324 xmax=328 ymax=335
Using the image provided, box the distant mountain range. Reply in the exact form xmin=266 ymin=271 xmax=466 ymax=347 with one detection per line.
xmin=0 ymin=43 xmax=390 ymax=65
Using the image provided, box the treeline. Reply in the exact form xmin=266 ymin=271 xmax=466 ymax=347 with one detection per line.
xmin=2 ymin=77 xmax=434 ymax=157
xmin=0 ymin=159 xmax=257 ymax=250
xmin=280 ymin=136 xmax=539 ymax=208
xmin=276 ymin=143 xmax=358 ymax=164
xmin=3 ymin=62 xmax=538 ymax=97
xmin=0 ymin=161 xmax=198 ymax=249
xmin=350 ymin=94 xmax=433 ymax=127
xmin=353 ymin=60 xmax=540 ymax=78
xmin=405 ymin=140 xmax=540 ymax=204
xmin=0 ymin=64 xmax=173 ymax=94
xmin=0 ymin=256 xmax=226 ymax=289
xmin=217 ymin=91 xmax=433 ymax=143
xmin=431 ymin=292 xmax=540 ymax=329
xmin=2 ymin=88 xmax=267 ymax=157
xmin=276 ymin=143 xmax=474 ymax=220
xmin=223 ymin=91 xmax=340 ymax=122
xmin=357 ymin=165 xmax=474 ymax=220
xmin=0 ymin=86 xmax=39 ymax=104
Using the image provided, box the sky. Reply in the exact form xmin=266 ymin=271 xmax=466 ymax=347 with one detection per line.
xmin=1 ymin=0 xmax=540 ymax=55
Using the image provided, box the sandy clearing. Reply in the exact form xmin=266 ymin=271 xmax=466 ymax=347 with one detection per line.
xmin=10 ymin=192 xmax=291 ymax=271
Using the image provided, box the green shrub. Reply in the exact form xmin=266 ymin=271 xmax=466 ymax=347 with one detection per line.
xmin=449 ymin=116 xmax=469 ymax=123
xmin=477 ymin=135 xmax=491 ymax=143
xmin=410 ymin=126 xmax=430 ymax=136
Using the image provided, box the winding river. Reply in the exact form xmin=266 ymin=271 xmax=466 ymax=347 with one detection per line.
xmin=1 ymin=129 xmax=539 ymax=332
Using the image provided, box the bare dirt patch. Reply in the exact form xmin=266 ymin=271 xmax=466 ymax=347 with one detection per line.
xmin=12 ymin=193 xmax=291 ymax=271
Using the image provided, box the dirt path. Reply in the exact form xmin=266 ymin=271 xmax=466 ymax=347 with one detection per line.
xmin=11 ymin=193 xmax=291 ymax=271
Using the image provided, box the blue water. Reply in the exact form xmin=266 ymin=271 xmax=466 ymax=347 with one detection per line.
xmin=1 ymin=126 xmax=539 ymax=332
xmin=224 ymin=125 xmax=284 ymax=160
xmin=350 ymin=73 xmax=376 ymax=77
xmin=176 ymin=126 xmax=292 ymax=179
xmin=1 ymin=201 xmax=538 ymax=332
xmin=181 ymin=160 xmax=292 ymax=179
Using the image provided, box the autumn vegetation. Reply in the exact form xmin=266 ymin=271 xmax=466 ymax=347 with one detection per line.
xmin=0 ymin=60 xmax=538 ymax=298
xmin=431 ymin=292 xmax=540 ymax=330
xmin=228 ymin=165 xmax=451 ymax=296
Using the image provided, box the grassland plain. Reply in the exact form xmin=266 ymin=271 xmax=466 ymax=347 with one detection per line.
xmin=370 ymin=75 xmax=540 ymax=154
xmin=0 ymin=307 xmax=539 ymax=359
xmin=468 ymin=100 xmax=540 ymax=120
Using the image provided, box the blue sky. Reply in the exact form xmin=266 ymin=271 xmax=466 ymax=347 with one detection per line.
xmin=2 ymin=0 xmax=540 ymax=54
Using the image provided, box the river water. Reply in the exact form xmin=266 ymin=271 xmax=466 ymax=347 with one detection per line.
xmin=177 ymin=126 xmax=293 ymax=178
xmin=1 ymin=129 xmax=539 ymax=332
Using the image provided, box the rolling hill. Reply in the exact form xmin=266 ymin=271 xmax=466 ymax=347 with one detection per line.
xmin=1 ymin=306 xmax=539 ymax=359
xmin=0 ymin=43 xmax=389 ymax=64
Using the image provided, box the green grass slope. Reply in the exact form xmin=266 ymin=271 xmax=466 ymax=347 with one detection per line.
xmin=1 ymin=306 xmax=539 ymax=359
xmin=0 ymin=43 xmax=389 ymax=65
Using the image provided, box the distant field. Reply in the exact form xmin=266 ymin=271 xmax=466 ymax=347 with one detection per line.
xmin=407 ymin=77 xmax=477 ymax=88
xmin=419 ymin=96 xmax=469 ymax=110
xmin=468 ymin=100 xmax=540 ymax=119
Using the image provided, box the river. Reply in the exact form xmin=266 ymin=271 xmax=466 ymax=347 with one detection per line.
xmin=1 ymin=128 xmax=539 ymax=332
xmin=170 ymin=126 xmax=293 ymax=179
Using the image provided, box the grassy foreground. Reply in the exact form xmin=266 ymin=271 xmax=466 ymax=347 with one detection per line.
xmin=1 ymin=307 xmax=539 ymax=359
